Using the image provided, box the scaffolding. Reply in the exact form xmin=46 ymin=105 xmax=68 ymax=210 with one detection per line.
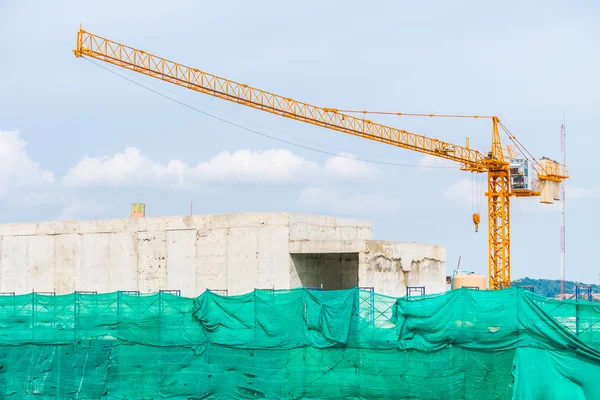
xmin=576 ymin=285 xmax=593 ymax=302
xmin=405 ymin=286 xmax=426 ymax=297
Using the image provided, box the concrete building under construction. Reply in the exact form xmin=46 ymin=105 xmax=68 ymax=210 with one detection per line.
xmin=0 ymin=208 xmax=446 ymax=297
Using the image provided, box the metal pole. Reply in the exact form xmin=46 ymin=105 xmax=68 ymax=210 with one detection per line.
xmin=560 ymin=124 xmax=566 ymax=299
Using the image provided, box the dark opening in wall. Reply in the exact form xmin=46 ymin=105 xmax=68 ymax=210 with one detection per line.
xmin=291 ymin=253 xmax=359 ymax=290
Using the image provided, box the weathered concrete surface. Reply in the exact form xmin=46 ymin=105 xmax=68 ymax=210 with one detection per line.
xmin=360 ymin=241 xmax=446 ymax=295
xmin=289 ymin=240 xmax=446 ymax=295
xmin=0 ymin=212 xmax=445 ymax=296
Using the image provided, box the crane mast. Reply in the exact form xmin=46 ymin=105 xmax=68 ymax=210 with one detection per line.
xmin=73 ymin=27 xmax=568 ymax=290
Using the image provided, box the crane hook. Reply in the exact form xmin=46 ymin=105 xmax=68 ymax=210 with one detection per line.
xmin=472 ymin=213 xmax=481 ymax=233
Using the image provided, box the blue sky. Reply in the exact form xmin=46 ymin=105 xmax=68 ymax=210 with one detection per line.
xmin=1 ymin=1 xmax=598 ymax=283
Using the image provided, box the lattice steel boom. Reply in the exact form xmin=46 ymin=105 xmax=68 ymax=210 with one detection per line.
xmin=73 ymin=27 xmax=568 ymax=290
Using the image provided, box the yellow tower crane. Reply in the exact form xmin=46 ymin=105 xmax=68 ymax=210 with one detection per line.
xmin=73 ymin=27 xmax=569 ymax=290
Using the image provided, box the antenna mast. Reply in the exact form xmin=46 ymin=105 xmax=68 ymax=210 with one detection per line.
xmin=560 ymin=123 xmax=566 ymax=299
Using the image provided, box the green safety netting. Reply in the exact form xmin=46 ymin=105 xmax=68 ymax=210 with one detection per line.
xmin=0 ymin=287 xmax=599 ymax=399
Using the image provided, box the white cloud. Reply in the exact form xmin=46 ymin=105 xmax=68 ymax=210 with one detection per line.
xmin=442 ymin=177 xmax=485 ymax=209
xmin=62 ymin=147 xmax=190 ymax=187
xmin=442 ymin=176 xmax=598 ymax=213
xmin=297 ymin=186 xmax=401 ymax=216
xmin=62 ymin=147 xmax=379 ymax=188
xmin=63 ymin=147 xmax=319 ymax=187
xmin=0 ymin=130 xmax=55 ymax=197
xmin=0 ymin=131 xmax=387 ymax=221
xmin=56 ymin=197 xmax=117 ymax=221
xmin=442 ymin=178 xmax=470 ymax=207
xmin=56 ymin=198 xmax=92 ymax=221
xmin=323 ymin=152 xmax=381 ymax=180
xmin=418 ymin=155 xmax=457 ymax=170
xmin=193 ymin=149 xmax=319 ymax=183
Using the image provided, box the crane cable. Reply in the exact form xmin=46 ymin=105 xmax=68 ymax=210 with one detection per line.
xmin=498 ymin=121 xmax=545 ymax=174
xmin=339 ymin=110 xmax=542 ymax=170
xmin=471 ymin=172 xmax=483 ymax=232
xmin=343 ymin=109 xmax=555 ymax=177
xmin=331 ymin=110 xmax=495 ymax=119
xmin=83 ymin=57 xmax=459 ymax=170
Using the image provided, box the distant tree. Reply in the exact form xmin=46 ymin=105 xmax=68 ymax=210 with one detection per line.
xmin=511 ymin=277 xmax=599 ymax=299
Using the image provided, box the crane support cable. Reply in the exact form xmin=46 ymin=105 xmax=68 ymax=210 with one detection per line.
xmin=498 ymin=122 xmax=568 ymax=180
xmin=332 ymin=110 xmax=495 ymax=119
xmin=73 ymin=28 xmax=485 ymax=169
xmin=498 ymin=122 xmax=544 ymax=173
xmin=84 ymin=57 xmax=458 ymax=170
xmin=498 ymin=122 xmax=538 ymax=163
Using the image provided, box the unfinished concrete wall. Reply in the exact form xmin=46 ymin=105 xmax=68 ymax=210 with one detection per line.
xmin=288 ymin=214 xmax=372 ymax=241
xmin=0 ymin=212 xmax=444 ymax=297
xmin=0 ymin=213 xmax=373 ymax=296
xmin=289 ymin=240 xmax=446 ymax=296
xmin=0 ymin=213 xmax=293 ymax=296
xmin=358 ymin=241 xmax=446 ymax=295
